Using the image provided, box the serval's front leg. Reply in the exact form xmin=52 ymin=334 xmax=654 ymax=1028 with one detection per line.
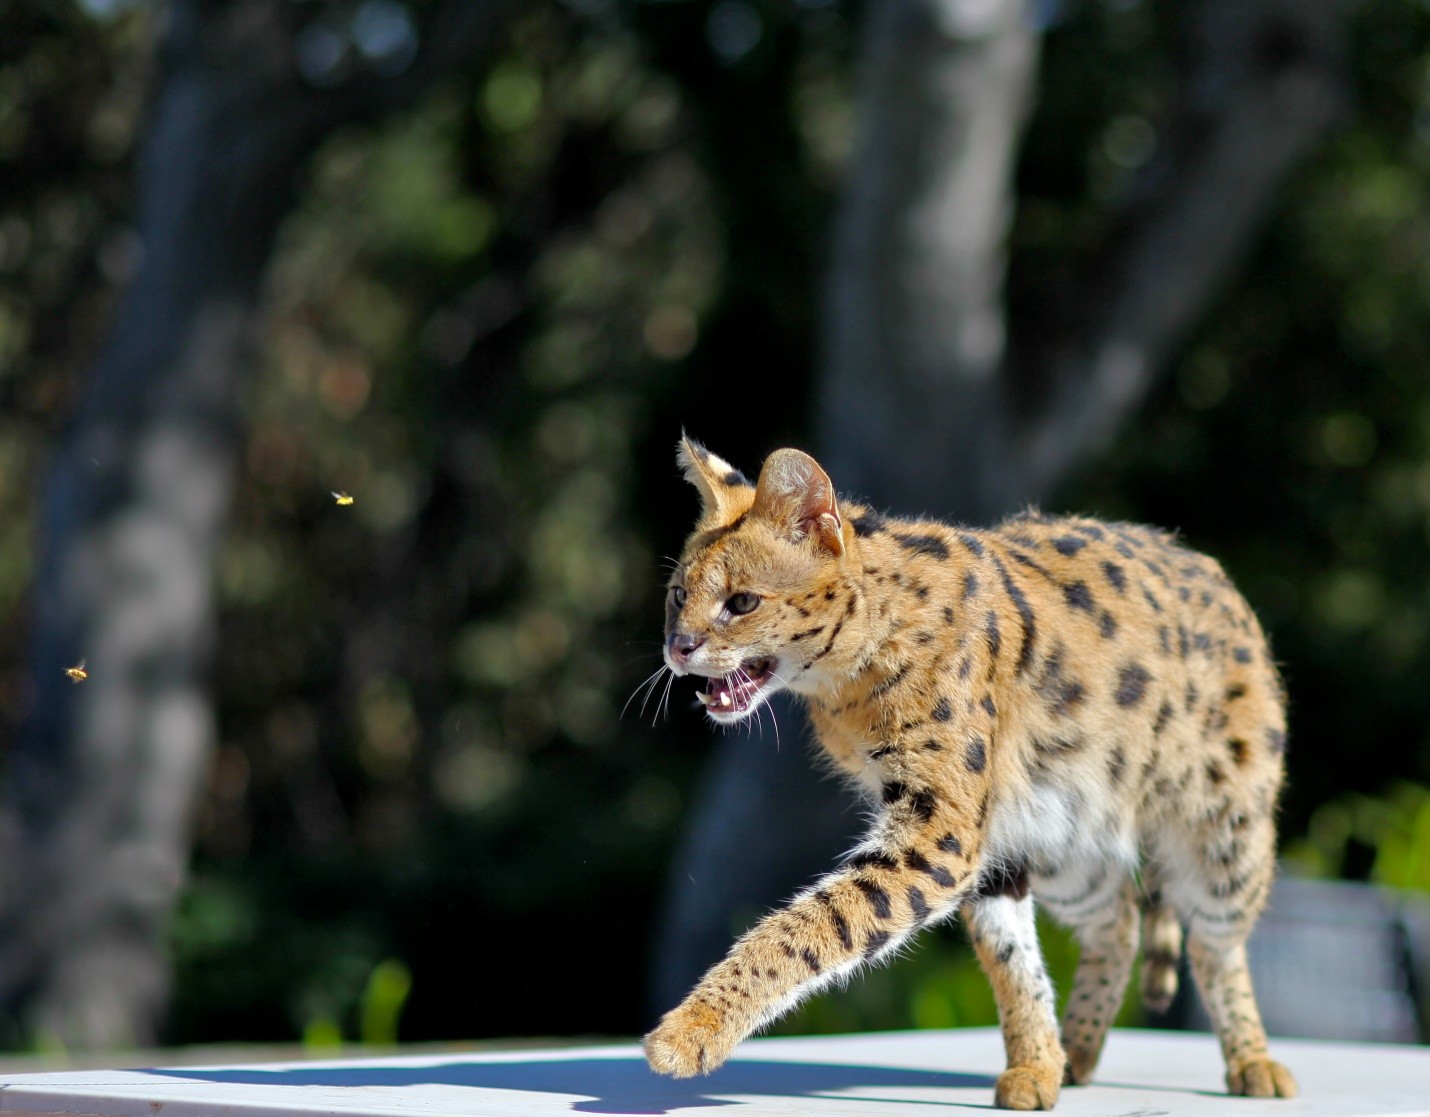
xmin=964 ymin=889 xmax=1065 ymax=1111
xmin=644 ymin=820 xmax=979 ymax=1077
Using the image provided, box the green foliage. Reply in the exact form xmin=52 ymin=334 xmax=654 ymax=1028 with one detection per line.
xmin=1287 ymin=781 xmax=1430 ymax=892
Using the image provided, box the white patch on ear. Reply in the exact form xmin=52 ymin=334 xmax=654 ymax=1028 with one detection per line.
xmin=677 ymin=434 xmax=749 ymax=520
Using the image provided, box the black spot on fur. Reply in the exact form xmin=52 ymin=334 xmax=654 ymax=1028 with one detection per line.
xmin=1185 ymin=681 xmax=1199 ymax=711
xmin=854 ymin=879 xmax=892 ymax=920
xmin=1206 ymin=762 xmax=1226 ymax=787
xmin=864 ymin=930 xmax=892 ymax=956
xmin=1142 ymin=587 xmax=1162 ymax=613
xmin=1108 ymin=747 xmax=1127 ymax=785
xmin=1153 ymin=700 xmax=1175 ymax=736
xmin=1099 ymin=611 xmax=1117 ymax=639
xmin=1225 ymin=683 xmax=1246 ymax=702
xmin=870 ymin=663 xmax=911 ymax=698
xmin=1101 ymin=561 xmax=1126 ymax=593
xmin=943 ymin=606 xmax=956 ymax=624
xmin=895 ymin=532 xmax=950 ymax=560
xmin=1032 ymin=734 xmax=1084 ymax=756
xmin=801 ymin=948 xmax=822 ymax=974
xmin=904 ymin=849 xmax=957 ymax=887
xmin=1233 ymin=646 xmax=1253 ymax=664
xmin=1115 ymin=664 xmax=1152 ymax=707
xmin=963 ymin=572 xmax=979 ymax=600
xmin=965 ymin=736 xmax=986 ymax=773
xmin=831 ymin=909 xmax=853 ymax=951
xmin=723 ymin=469 xmax=753 ymax=487
xmin=1266 ymin=728 xmax=1287 ymax=753
xmin=938 ymin=834 xmax=963 ymax=856
xmin=980 ymin=694 xmax=997 ymax=718
xmin=909 ymin=788 xmax=938 ymax=823
xmin=1064 ymin=581 xmax=1094 ymax=612
xmin=976 ymin=862 xmax=1030 ymax=901
xmin=932 ymin=697 xmax=952 ymax=722
xmin=851 ymin=510 xmax=888 ymax=537
xmin=990 ymin=556 xmax=1037 ymax=674
xmin=1010 ymin=550 xmax=1054 ymax=581
xmin=1228 ymin=738 xmax=1249 ymax=766
xmin=1053 ymin=536 xmax=1087 ymax=556
xmin=881 ymin=781 xmax=910 ymax=807
xmin=848 ymin=850 xmax=898 ymax=872
xmin=1035 ymin=644 xmax=1086 ymax=717
xmin=907 ymin=887 xmax=931 ymax=923
xmin=996 ymin=942 xmax=1016 ymax=965
xmin=985 ymin=611 xmax=1001 ymax=660
xmin=1073 ymin=523 xmax=1105 ymax=540
xmin=957 ymin=533 xmax=985 ymax=557
xmin=922 ymin=739 xmax=942 ymax=752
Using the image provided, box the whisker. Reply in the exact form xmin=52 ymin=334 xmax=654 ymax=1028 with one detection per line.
xmin=654 ymin=670 xmax=677 ymax=726
xmin=624 ymin=665 xmax=666 ymax=720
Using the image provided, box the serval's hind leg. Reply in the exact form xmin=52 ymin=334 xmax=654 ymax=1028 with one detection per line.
xmin=1038 ymin=869 xmax=1138 ymax=1086
xmin=1177 ymin=812 xmax=1297 ymax=1099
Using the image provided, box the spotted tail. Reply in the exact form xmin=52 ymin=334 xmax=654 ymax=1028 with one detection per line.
xmin=1140 ymin=898 xmax=1183 ymax=1014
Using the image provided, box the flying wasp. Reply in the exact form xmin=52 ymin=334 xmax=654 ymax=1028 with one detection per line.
xmin=65 ymin=659 xmax=88 ymax=684
xmin=332 ymin=491 xmax=354 ymax=506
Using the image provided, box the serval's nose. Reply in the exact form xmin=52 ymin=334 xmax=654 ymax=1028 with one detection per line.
xmin=667 ymin=632 xmax=705 ymax=666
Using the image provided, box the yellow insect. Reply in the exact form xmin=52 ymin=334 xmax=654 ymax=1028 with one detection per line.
xmin=332 ymin=491 xmax=354 ymax=506
xmin=65 ymin=659 xmax=88 ymax=684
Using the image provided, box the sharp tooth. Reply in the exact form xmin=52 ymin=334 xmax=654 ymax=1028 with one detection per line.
xmin=720 ymin=692 xmax=732 ymax=707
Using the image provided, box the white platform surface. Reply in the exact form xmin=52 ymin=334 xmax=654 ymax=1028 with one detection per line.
xmin=0 ymin=1028 xmax=1426 ymax=1117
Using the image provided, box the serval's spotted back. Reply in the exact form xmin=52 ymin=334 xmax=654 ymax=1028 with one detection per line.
xmin=644 ymin=439 xmax=1296 ymax=1110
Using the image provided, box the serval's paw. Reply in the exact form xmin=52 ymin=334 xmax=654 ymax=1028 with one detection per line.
xmin=1062 ymin=1044 xmax=1101 ymax=1086
xmin=1227 ymin=1056 xmax=1298 ymax=1099
xmin=994 ymin=1065 xmax=1062 ymax=1110
xmin=643 ymin=1000 xmax=737 ymax=1078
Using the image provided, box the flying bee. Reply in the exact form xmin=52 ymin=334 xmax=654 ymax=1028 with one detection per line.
xmin=65 ymin=659 xmax=88 ymax=684
xmin=332 ymin=491 xmax=354 ymax=506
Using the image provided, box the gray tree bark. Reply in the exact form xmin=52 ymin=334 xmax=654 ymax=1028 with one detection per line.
xmin=0 ymin=0 xmax=512 ymax=1048
xmin=653 ymin=0 xmax=1345 ymax=1012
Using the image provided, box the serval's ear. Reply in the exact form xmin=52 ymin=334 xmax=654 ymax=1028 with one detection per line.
xmin=677 ymin=434 xmax=755 ymax=523
xmin=750 ymin=448 xmax=844 ymax=557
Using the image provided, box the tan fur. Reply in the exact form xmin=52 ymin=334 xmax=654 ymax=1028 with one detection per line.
xmin=646 ymin=440 xmax=1297 ymax=1109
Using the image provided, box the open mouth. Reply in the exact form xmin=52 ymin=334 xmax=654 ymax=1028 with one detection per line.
xmin=698 ymin=658 xmax=776 ymax=717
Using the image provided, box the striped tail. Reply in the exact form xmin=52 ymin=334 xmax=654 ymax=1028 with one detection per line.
xmin=1140 ymin=897 xmax=1182 ymax=1014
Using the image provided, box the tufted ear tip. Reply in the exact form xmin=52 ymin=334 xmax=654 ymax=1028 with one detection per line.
xmin=677 ymin=435 xmax=754 ymax=519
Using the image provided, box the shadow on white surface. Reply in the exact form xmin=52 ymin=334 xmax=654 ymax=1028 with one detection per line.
xmin=150 ymin=1057 xmax=999 ymax=1114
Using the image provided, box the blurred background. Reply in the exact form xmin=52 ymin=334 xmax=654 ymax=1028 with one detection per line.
xmin=0 ymin=0 xmax=1429 ymax=1057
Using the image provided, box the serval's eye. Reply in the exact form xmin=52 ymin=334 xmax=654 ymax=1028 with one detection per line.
xmin=727 ymin=592 xmax=760 ymax=616
xmin=670 ymin=586 xmax=687 ymax=608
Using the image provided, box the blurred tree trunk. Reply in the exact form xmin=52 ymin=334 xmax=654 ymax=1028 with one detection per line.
xmin=653 ymin=0 xmax=1344 ymax=1012
xmin=0 ymin=0 xmax=511 ymax=1048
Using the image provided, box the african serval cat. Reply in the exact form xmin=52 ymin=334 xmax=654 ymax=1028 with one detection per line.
xmin=644 ymin=439 xmax=1295 ymax=1110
